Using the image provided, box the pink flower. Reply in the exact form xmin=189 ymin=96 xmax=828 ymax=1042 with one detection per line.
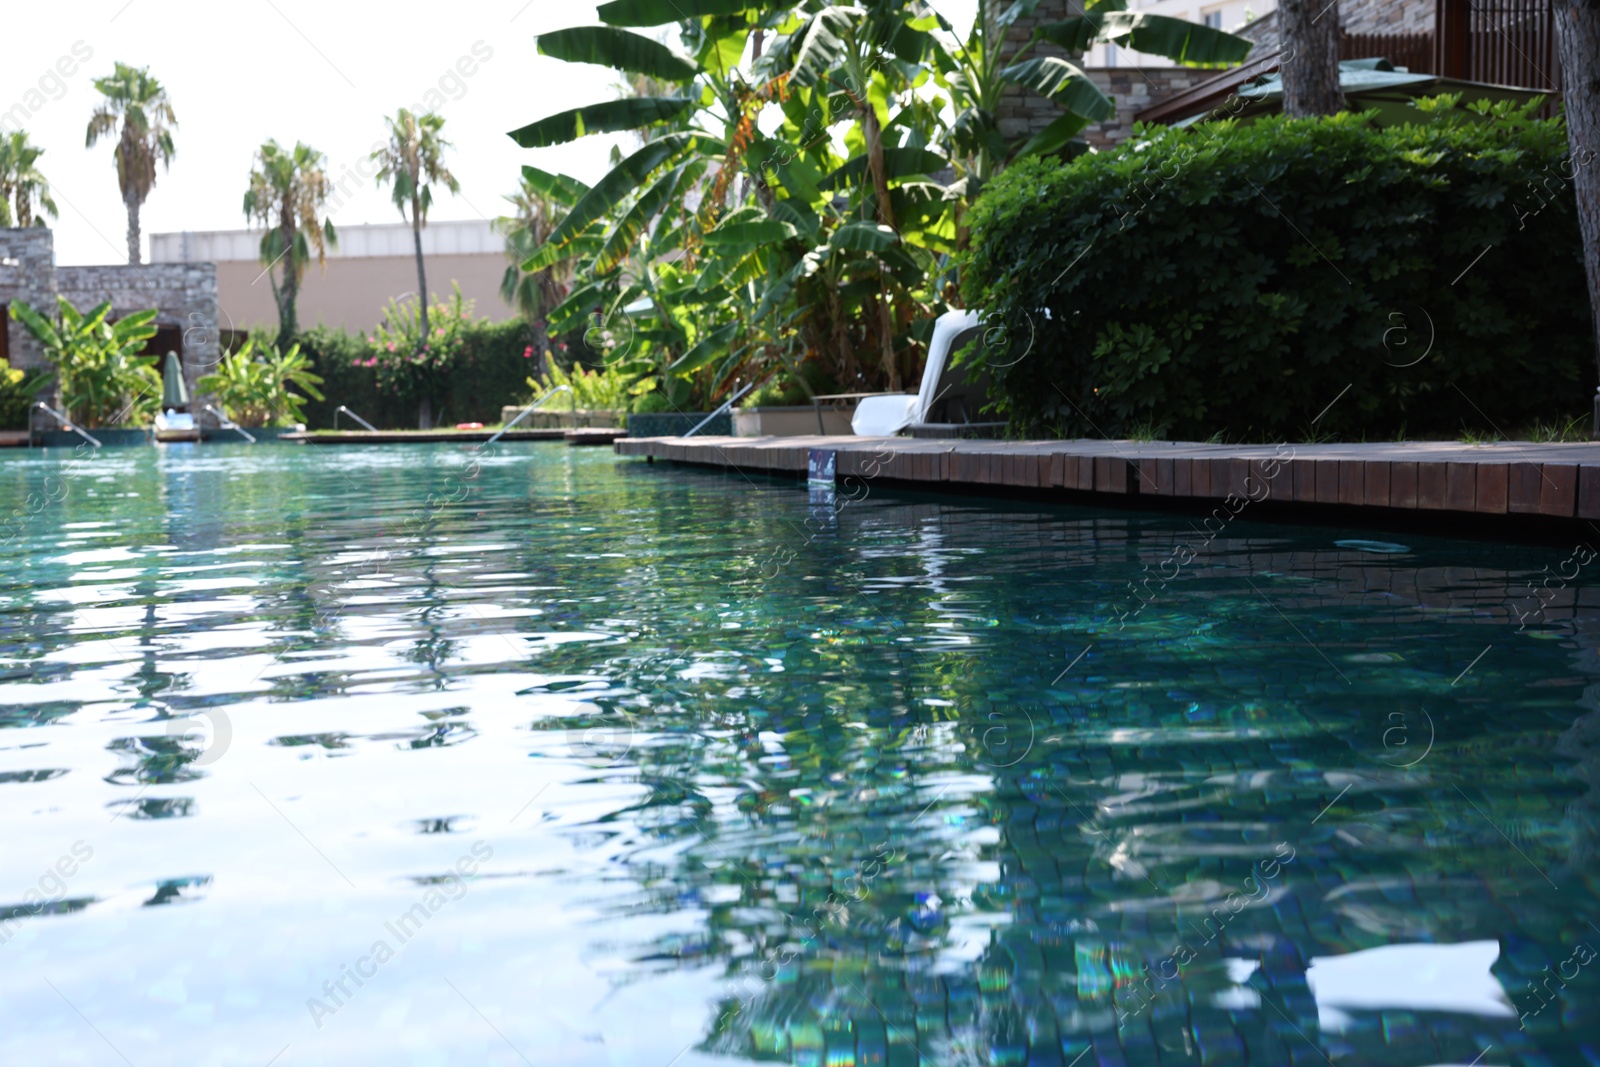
xmin=385 ymin=342 xmax=395 ymax=352
xmin=436 ymin=327 xmax=445 ymax=336
xmin=362 ymin=357 xmax=378 ymax=367
xmin=351 ymin=358 xmax=362 ymax=366
xmin=522 ymin=346 xmax=533 ymax=359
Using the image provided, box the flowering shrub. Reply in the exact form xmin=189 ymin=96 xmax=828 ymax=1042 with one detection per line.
xmin=367 ymin=284 xmax=475 ymax=414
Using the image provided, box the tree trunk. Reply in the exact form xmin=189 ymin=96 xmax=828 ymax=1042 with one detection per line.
xmin=412 ymin=195 xmax=430 ymax=343
xmin=278 ymin=218 xmax=299 ymax=349
xmin=411 ymin=195 xmax=433 ymax=430
xmin=1278 ymin=0 xmax=1344 ymax=117
xmin=125 ymin=190 xmax=142 ymax=265
xmin=1554 ymin=0 xmax=1600 ymax=433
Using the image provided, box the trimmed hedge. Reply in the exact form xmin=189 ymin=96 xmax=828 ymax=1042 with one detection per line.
xmin=959 ymin=105 xmax=1596 ymax=440
xmin=295 ymin=318 xmax=543 ymax=429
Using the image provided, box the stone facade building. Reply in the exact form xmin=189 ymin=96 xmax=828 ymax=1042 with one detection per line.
xmin=0 ymin=227 xmax=218 ymax=430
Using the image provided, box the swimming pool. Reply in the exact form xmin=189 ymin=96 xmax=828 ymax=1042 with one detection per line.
xmin=0 ymin=441 xmax=1595 ymax=1066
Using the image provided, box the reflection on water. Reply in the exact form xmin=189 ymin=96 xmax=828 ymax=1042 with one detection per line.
xmin=0 ymin=442 xmax=1597 ymax=1065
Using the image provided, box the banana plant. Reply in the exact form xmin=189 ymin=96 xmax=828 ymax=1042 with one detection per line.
xmin=10 ymin=297 xmax=160 ymax=428
xmin=197 ymin=339 xmax=324 ymax=428
xmin=510 ymin=0 xmax=1251 ymax=400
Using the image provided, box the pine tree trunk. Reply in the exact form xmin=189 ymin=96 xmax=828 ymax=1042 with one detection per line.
xmin=125 ymin=190 xmax=142 ymax=265
xmin=1554 ymin=0 xmax=1600 ymax=432
xmin=1278 ymin=0 xmax=1344 ymax=117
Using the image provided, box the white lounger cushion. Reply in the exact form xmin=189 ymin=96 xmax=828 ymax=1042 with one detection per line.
xmin=852 ymin=394 xmax=920 ymax=436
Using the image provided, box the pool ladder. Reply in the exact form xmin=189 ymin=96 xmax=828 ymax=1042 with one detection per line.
xmin=203 ymin=405 xmax=256 ymax=444
xmin=334 ymin=405 xmax=379 ymax=432
xmin=487 ymin=385 xmax=575 ymax=446
xmin=31 ymin=402 xmax=102 ymax=448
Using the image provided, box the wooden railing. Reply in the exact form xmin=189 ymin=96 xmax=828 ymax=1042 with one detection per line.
xmin=1341 ymin=31 xmax=1435 ymax=74
xmin=1436 ymin=0 xmax=1561 ymax=91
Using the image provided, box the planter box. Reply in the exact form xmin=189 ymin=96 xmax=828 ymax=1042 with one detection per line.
xmin=627 ymin=412 xmax=731 ymax=438
xmin=498 ymin=406 xmax=623 ymax=429
xmin=734 ymin=405 xmax=854 ymax=437
xmin=35 ymin=428 xmax=153 ymax=448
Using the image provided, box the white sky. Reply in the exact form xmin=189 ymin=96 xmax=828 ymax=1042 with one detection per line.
xmin=5 ymin=0 xmax=976 ymax=266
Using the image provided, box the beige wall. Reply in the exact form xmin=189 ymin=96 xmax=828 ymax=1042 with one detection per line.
xmin=214 ymin=252 xmax=518 ymax=335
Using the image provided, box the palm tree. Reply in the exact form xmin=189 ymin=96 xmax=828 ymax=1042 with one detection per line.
xmin=243 ymin=140 xmax=338 ymax=349
xmin=85 ymin=62 xmax=177 ymax=265
xmin=498 ymin=172 xmax=578 ymax=380
xmin=0 ymin=132 xmax=59 ymax=228
xmin=370 ymin=109 xmax=459 ymax=348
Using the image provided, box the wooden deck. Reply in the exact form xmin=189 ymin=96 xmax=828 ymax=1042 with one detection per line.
xmin=615 ymin=435 xmax=1600 ymax=521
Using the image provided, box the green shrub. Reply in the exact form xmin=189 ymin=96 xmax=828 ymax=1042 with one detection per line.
xmin=10 ymin=298 xmax=159 ymax=428
xmin=294 ymin=316 xmax=545 ymax=429
xmin=959 ymin=101 xmax=1596 ymax=440
xmin=0 ymin=363 xmax=49 ymax=430
xmin=197 ymin=340 xmax=324 ymax=427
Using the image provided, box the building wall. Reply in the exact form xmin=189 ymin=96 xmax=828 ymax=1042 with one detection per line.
xmin=0 ymin=228 xmax=57 ymax=376
xmin=57 ymin=263 xmax=219 ymax=414
xmin=210 ymin=252 xmax=515 ymax=335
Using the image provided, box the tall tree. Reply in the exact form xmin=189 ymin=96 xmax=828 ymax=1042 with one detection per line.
xmin=499 ymin=168 xmax=580 ymax=376
xmin=370 ymin=109 xmax=459 ymax=357
xmin=243 ymin=140 xmax=339 ymax=349
xmin=1553 ymin=0 xmax=1600 ymax=424
xmin=85 ymin=62 xmax=177 ymax=265
xmin=0 ymin=132 xmax=59 ymax=228
xmin=1278 ymin=0 xmax=1344 ymax=117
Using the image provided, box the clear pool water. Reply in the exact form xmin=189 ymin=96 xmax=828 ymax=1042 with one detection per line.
xmin=1 ymin=441 xmax=1597 ymax=1066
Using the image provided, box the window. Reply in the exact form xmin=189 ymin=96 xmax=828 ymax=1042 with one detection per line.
xmin=1105 ymin=41 xmax=1118 ymax=67
xmin=1203 ymin=10 xmax=1224 ymax=28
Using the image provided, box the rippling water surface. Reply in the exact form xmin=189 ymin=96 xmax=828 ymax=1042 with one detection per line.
xmin=2 ymin=441 xmax=1598 ymax=1066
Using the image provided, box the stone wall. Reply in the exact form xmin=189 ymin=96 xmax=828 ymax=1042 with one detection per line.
xmin=0 ymin=229 xmax=58 ymax=430
xmin=1083 ymin=68 xmax=1213 ymax=147
xmin=1341 ymin=0 xmax=1433 ymax=35
xmin=58 ymin=262 xmax=220 ymax=419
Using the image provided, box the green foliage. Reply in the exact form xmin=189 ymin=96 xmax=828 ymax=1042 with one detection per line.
xmin=0 ymin=131 xmax=58 ymax=227
xmin=0 ymin=363 xmax=50 ymax=430
xmin=511 ymin=0 xmax=1253 ymax=408
xmin=959 ymin=103 xmax=1596 ymax=440
xmin=368 ymin=284 xmax=475 ymax=408
xmin=526 ymin=361 xmax=640 ymax=412
xmin=294 ymin=316 xmax=547 ymax=430
xmin=197 ymin=340 xmax=325 ymax=428
xmin=10 ymin=297 xmax=160 ymax=428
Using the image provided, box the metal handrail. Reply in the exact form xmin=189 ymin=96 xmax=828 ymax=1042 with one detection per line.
xmin=33 ymin=403 xmax=102 ymax=448
xmin=486 ymin=385 xmax=575 ymax=446
xmin=334 ymin=405 xmax=379 ymax=432
xmin=203 ymin=404 xmax=256 ymax=444
xmin=684 ymin=381 xmax=756 ymax=438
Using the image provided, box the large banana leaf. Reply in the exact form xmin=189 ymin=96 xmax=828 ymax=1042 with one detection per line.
xmin=520 ymin=165 xmax=591 ymax=207
xmin=1013 ymin=111 xmax=1092 ymax=158
xmin=999 ymin=57 xmax=1114 ymax=122
xmin=507 ymin=96 xmax=695 ymax=148
xmin=821 ymin=147 xmax=947 ymax=190
xmin=524 ymin=133 xmax=698 ymax=271
xmin=598 ymin=0 xmax=756 ymax=26
xmin=594 ymin=159 xmax=704 ymax=274
xmin=1099 ymin=11 xmax=1252 ymax=64
xmin=705 ymin=216 xmax=798 ymax=246
xmin=537 ymin=26 xmax=699 ymax=81
xmin=786 ymin=7 xmax=863 ymax=89
xmin=667 ymin=322 xmax=740 ymax=374
xmin=1036 ymin=9 xmax=1250 ymax=65
xmin=829 ymin=221 xmax=898 ymax=252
